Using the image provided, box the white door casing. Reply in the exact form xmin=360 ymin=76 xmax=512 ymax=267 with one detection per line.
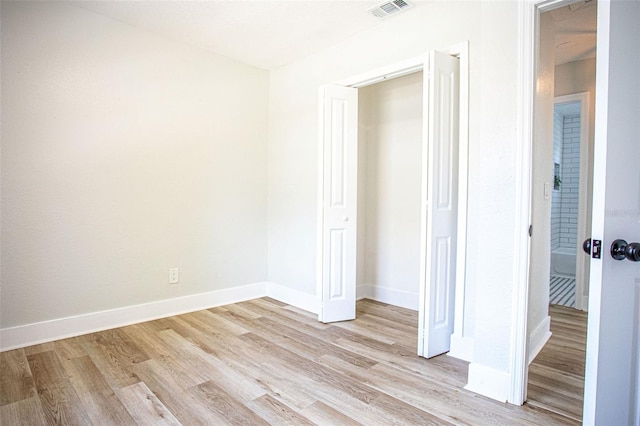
xmin=418 ymin=51 xmax=460 ymax=358
xmin=318 ymin=85 xmax=358 ymax=323
xmin=583 ymin=0 xmax=640 ymax=424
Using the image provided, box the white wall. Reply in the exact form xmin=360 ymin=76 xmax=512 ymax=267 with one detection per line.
xmin=267 ymin=0 xmax=522 ymax=400
xmin=357 ymin=72 xmax=423 ymax=309
xmin=0 ymin=2 xmax=269 ymax=329
xmin=528 ymin=11 xmax=555 ymax=363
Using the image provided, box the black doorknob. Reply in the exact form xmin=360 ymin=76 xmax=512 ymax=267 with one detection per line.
xmin=610 ymin=239 xmax=640 ymax=261
xmin=583 ymin=238 xmax=592 ymax=255
xmin=625 ymin=242 xmax=640 ymax=262
xmin=611 ymin=239 xmax=628 ymax=260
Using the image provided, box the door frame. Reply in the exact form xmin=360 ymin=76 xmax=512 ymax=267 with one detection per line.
xmin=316 ymin=42 xmax=470 ymax=358
xmin=553 ymin=91 xmax=590 ymax=311
xmin=511 ymin=0 xmax=604 ymax=411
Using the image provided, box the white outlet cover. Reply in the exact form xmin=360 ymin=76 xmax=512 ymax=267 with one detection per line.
xmin=169 ymin=268 xmax=179 ymax=284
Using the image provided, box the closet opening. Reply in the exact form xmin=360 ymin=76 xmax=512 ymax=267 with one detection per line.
xmin=355 ymin=71 xmax=424 ymax=318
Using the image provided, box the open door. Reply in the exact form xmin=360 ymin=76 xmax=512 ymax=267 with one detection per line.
xmin=318 ymin=85 xmax=358 ymax=323
xmin=583 ymin=1 xmax=640 ymax=423
xmin=418 ymin=50 xmax=460 ymax=358
xmin=317 ymin=49 xmax=464 ymax=343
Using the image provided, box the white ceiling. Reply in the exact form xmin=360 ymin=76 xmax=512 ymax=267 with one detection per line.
xmin=69 ymin=0 xmax=597 ymax=71
xmin=549 ymin=0 xmax=597 ymax=65
xmin=70 ymin=0 xmax=387 ymax=70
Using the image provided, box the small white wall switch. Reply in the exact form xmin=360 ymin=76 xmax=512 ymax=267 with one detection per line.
xmin=544 ymin=182 xmax=551 ymax=200
xmin=169 ymin=268 xmax=179 ymax=284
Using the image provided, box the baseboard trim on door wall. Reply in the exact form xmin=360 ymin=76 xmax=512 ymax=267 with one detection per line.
xmin=449 ymin=335 xmax=475 ymax=362
xmin=356 ymin=284 xmax=419 ymax=311
xmin=266 ymin=281 xmax=319 ymax=315
xmin=0 ymin=282 xmax=268 ymax=352
xmin=2 ymin=281 xmax=420 ymax=351
xmin=528 ymin=315 xmax=551 ymax=364
xmin=465 ymin=362 xmax=511 ymax=403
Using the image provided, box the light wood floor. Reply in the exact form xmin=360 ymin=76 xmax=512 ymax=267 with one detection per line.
xmin=527 ymin=304 xmax=587 ymax=423
xmin=1 ymin=298 xmax=580 ymax=425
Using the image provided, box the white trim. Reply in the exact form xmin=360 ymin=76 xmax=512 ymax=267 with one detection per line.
xmin=634 ymin=279 xmax=640 ymax=426
xmin=336 ymin=55 xmax=424 ymax=88
xmin=267 ymin=282 xmax=319 ymax=315
xmin=337 ymin=42 xmax=468 ymax=90
xmin=554 ymin=91 xmax=590 ymax=312
xmin=0 ymin=282 xmax=268 ymax=352
xmin=316 ymin=86 xmax=327 ymax=321
xmin=465 ymin=362 xmax=511 ymax=403
xmin=528 ymin=316 xmax=551 ymax=364
xmin=356 ymin=284 xmax=419 ymax=311
xmin=1 ymin=282 xmax=323 ymax=352
xmin=449 ymin=41 xmax=470 ymax=348
xmin=510 ymin=0 xmax=536 ymax=405
xmin=417 ymin=50 xmax=430 ymax=357
xmin=449 ymin=335 xmax=474 ymax=362
xmin=356 ymin=284 xmax=374 ymax=301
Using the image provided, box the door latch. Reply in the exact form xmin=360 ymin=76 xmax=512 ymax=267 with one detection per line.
xmin=591 ymin=239 xmax=602 ymax=259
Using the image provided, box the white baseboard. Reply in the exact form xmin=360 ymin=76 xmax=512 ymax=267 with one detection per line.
xmin=356 ymin=284 xmax=419 ymax=311
xmin=448 ymin=334 xmax=474 ymax=362
xmin=0 ymin=281 xmax=412 ymax=352
xmin=356 ymin=284 xmax=374 ymax=301
xmin=266 ymin=282 xmax=319 ymax=314
xmin=528 ymin=315 xmax=551 ymax=364
xmin=465 ymin=362 xmax=510 ymax=403
xmin=0 ymin=282 xmax=268 ymax=352
xmin=582 ymin=295 xmax=589 ymax=312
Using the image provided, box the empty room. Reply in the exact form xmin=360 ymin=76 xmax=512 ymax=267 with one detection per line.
xmin=1 ymin=1 xmax=638 ymax=425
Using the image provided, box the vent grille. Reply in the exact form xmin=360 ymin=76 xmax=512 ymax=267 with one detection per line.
xmin=368 ymin=0 xmax=415 ymax=19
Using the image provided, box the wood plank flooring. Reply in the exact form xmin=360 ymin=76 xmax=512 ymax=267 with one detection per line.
xmin=527 ymin=304 xmax=587 ymax=423
xmin=1 ymin=298 xmax=580 ymax=425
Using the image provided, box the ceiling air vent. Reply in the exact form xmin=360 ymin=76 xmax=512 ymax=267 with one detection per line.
xmin=368 ymin=0 xmax=415 ymax=20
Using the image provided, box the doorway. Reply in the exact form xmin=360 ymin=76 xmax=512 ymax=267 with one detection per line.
xmin=317 ymin=45 xmax=469 ymax=360
xmin=513 ymin=0 xmax=638 ymax=421
xmin=356 ymin=71 xmax=424 ymax=314
xmin=549 ymin=93 xmax=591 ymax=311
xmin=525 ymin=0 xmax=596 ymax=420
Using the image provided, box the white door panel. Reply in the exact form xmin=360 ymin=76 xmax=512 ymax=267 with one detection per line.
xmin=419 ymin=50 xmax=460 ymax=358
xmin=583 ymin=1 xmax=640 ymax=424
xmin=319 ymin=85 xmax=358 ymax=323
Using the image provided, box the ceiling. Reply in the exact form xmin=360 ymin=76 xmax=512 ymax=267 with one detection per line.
xmin=69 ymin=0 xmax=597 ymax=71
xmin=70 ymin=0 xmax=387 ymax=70
xmin=549 ymin=0 xmax=597 ymax=65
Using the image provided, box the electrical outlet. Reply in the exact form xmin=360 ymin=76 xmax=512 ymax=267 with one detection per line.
xmin=169 ymin=268 xmax=179 ymax=284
